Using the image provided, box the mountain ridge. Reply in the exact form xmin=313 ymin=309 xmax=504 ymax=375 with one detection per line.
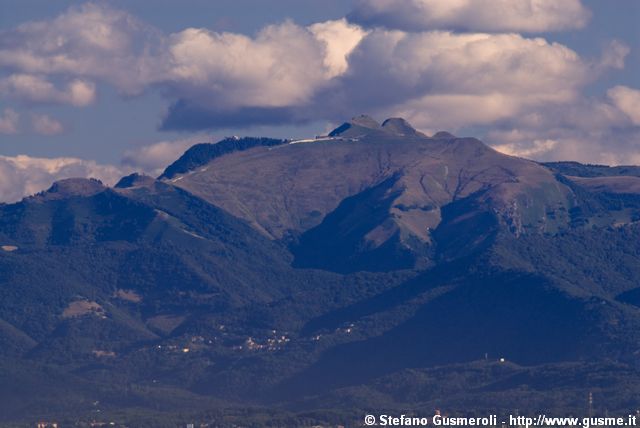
xmin=3 ymin=117 xmax=640 ymax=424
xmin=159 ymin=136 xmax=288 ymax=180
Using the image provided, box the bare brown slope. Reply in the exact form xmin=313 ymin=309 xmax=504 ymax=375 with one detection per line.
xmin=167 ymin=118 xmax=574 ymax=250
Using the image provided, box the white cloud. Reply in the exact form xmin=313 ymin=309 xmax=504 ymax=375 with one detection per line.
xmin=608 ymin=86 xmax=640 ymax=126
xmin=493 ymin=139 xmax=558 ymax=158
xmin=348 ymin=0 xmax=590 ymax=33
xmin=164 ymin=20 xmax=352 ymax=109
xmin=334 ymin=31 xmax=589 ymax=129
xmin=308 ymin=18 xmax=369 ymax=78
xmin=31 ymin=113 xmax=64 ymax=135
xmin=599 ymin=40 xmax=630 ymax=70
xmin=0 ymin=5 xmax=364 ymax=114
xmin=0 ymin=74 xmax=96 ymax=106
xmin=0 ymin=154 xmax=128 ymax=203
xmin=121 ymin=137 xmax=199 ymax=176
xmin=483 ymin=90 xmax=640 ymax=165
xmin=0 ymin=108 xmax=20 ymax=134
xmin=0 ymin=3 xmax=608 ymax=132
xmin=0 ymin=3 xmax=163 ymax=95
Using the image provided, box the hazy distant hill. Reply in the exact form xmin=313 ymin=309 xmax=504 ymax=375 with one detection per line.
xmin=3 ymin=117 xmax=640 ymax=425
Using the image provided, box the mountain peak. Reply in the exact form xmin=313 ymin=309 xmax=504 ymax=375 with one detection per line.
xmin=350 ymin=114 xmax=381 ymax=129
xmin=381 ymin=117 xmax=425 ymax=137
xmin=432 ymin=131 xmax=456 ymax=139
xmin=37 ymin=178 xmax=105 ymax=200
xmin=328 ymin=114 xmax=381 ymax=137
xmin=115 ymin=173 xmax=156 ymax=189
xmin=329 ymin=115 xmax=427 ymax=138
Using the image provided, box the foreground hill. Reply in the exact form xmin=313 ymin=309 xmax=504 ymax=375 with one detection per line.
xmin=2 ymin=117 xmax=640 ymax=425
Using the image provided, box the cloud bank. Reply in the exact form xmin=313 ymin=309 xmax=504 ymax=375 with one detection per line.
xmin=348 ymin=0 xmax=591 ymax=33
xmin=0 ymin=2 xmax=611 ymax=133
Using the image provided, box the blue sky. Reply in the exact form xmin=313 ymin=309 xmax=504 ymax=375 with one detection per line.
xmin=0 ymin=0 xmax=639 ymax=202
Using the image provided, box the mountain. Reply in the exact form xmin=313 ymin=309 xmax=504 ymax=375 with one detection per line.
xmin=3 ymin=116 xmax=640 ymax=425
xmin=164 ymin=115 xmax=593 ymax=270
